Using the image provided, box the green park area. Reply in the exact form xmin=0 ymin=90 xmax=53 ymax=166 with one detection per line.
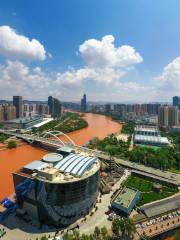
xmin=88 ymin=122 xmax=180 ymax=173
xmin=125 ymin=175 xmax=179 ymax=206
xmin=32 ymin=112 xmax=88 ymax=134
xmin=88 ymin=134 xmax=130 ymax=158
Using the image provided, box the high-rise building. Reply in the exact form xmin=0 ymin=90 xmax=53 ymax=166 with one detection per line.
xmin=114 ymin=104 xmax=126 ymax=117
xmin=13 ymin=96 xmax=23 ymax=118
xmin=52 ymin=98 xmax=63 ymax=118
xmin=168 ymin=106 xmax=179 ymax=126
xmin=48 ymin=96 xmax=62 ymax=118
xmin=0 ymin=105 xmax=4 ymax=122
xmin=173 ymin=96 xmax=180 ymax=108
xmin=126 ymin=104 xmax=133 ymax=113
xmin=48 ymin=96 xmax=54 ymax=114
xmin=158 ymin=106 xmax=169 ymax=128
xmin=147 ymin=103 xmax=160 ymax=115
xmin=37 ymin=104 xmax=49 ymax=116
xmin=141 ymin=104 xmax=148 ymax=115
xmin=4 ymin=105 xmax=16 ymax=121
xmin=81 ymin=94 xmax=87 ymax=112
xmin=105 ymin=104 xmax=111 ymax=114
xmin=158 ymin=106 xmax=179 ymax=128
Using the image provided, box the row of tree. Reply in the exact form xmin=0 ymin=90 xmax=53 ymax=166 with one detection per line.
xmin=33 ymin=218 xmax=138 ymax=240
xmin=128 ymin=146 xmax=180 ymax=170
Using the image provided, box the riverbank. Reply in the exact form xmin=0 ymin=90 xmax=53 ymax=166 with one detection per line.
xmin=32 ymin=112 xmax=88 ymax=134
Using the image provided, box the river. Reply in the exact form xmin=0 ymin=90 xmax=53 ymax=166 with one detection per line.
xmin=0 ymin=113 xmax=122 ymax=200
xmin=64 ymin=113 xmax=122 ymax=145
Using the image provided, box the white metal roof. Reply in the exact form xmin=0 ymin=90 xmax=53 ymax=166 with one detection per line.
xmin=134 ymin=135 xmax=170 ymax=144
xmin=54 ymin=153 xmax=97 ymax=176
xmin=24 ymin=160 xmax=49 ymax=171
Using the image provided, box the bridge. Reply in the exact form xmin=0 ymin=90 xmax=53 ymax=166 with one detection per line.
xmin=1 ymin=129 xmax=180 ymax=186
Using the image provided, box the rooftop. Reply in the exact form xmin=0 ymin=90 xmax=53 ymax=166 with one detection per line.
xmin=135 ymin=125 xmax=159 ymax=132
xmin=4 ymin=115 xmax=43 ymax=123
xmin=54 ymin=153 xmax=98 ymax=176
xmin=19 ymin=152 xmax=100 ymax=183
xmin=114 ymin=187 xmax=139 ymax=209
xmin=134 ymin=135 xmax=170 ymax=144
xmin=140 ymin=194 xmax=180 ymax=218
xmin=24 ymin=160 xmax=49 ymax=171
xmin=43 ymin=153 xmax=63 ymax=163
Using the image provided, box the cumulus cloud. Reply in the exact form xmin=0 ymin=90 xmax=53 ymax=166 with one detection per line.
xmin=0 ymin=60 xmax=147 ymax=101
xmin=55 ymin=67 xmax=126 ymax=86
xmin=79 ymin=35 xmax=143 ymax=68
xmin=154 ymin=57 xmax=180 ymax=100
xmin=0 ymin=26 xmax=46 ymax=60
xmin=0 ymin=35 xmax=146 ymax=101
xmin=54 ymin=35 xmax=143 ymax=87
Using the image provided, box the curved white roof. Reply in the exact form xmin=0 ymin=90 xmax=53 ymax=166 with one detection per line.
xmin=54 ymin=153 xmax=98 ymax=176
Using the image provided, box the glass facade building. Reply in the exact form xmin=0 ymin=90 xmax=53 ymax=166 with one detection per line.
xmin=13 ymin=165 xmax=100 ymax=226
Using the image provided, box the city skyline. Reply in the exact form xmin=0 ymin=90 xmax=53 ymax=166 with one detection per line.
xmin=1 ymin=1 xmax=180 ymax=102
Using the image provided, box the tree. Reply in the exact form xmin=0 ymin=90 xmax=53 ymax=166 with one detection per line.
xmin=40 ymin=236 xmax=48 ymax=240
xmin=81 ymin=234 xmax=89 ymax=240
xmin=7 ymin=140 xmax=17 ymax=148
xmin=112 ymin=219 xmax=120 ymax=236
xmin=63 ymin=232 xmax=74 ymax=240
xmin=101 ymin=226 xmax=108 ymax=239
xmin=94 ymin=226 xmax=101 ymax=239
xmin=125 ymin=218 xmax=136 ymax=239
xmin=73 ymin=230 xmax=80 ymax=240
xmin=112 ymin=218 xmax=136 ymax=239
xmin=140 ymin=235 xmax=150 ymax=240
xmin=175 ymin=230 xmax=180 ymax=240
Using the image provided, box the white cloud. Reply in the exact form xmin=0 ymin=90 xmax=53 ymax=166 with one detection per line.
xmin=0 ymin=59 xmax=150 ymax=102
xmin=0 ymin=26 xmax=46 ymax=61
xmin=0 ymin=35 xmax=146 ymax=101
xmin=79 ymin=35 xmax=143 ymax=68
xmin=55 ymin=35 xmax=143 ymax=87
xmin=154 ymin=57 xmax=180 ymax=100
xmin=55 ymin=67 xmax=126 ymax=86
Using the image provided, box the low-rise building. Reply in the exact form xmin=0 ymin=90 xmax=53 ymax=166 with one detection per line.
xmin=112 ymin=186 xmax=141 ymax=215
xmin=134 ymin=125 xmax=170 ymax=147
xmin=3 ymin=115 xmax=44 ymax=129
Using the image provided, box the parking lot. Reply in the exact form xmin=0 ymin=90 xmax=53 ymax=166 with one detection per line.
xmin=136 ymin=210 xmax=180 ymax=238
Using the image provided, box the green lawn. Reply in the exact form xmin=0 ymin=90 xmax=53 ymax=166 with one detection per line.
xmin=168 ymin=168 xmax=180 ymax=174
xmin=125 ymin=175 xmax=179 ymax=206
xmin=125 ymin=176 xmax=153 ymax=192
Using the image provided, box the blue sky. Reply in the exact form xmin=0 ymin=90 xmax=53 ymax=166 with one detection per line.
xmin=0 ymin=0 xmax=180 ymax=102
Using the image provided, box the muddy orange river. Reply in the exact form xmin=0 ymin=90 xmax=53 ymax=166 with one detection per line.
xmin=0 ymin=113 xmax=122 ymax=200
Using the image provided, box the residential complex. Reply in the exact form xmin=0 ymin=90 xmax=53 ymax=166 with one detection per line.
xmin=0 ymin=105 xmax=16 ymax=122
xmin=158 ymin=105 xmax=179 ymax=129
